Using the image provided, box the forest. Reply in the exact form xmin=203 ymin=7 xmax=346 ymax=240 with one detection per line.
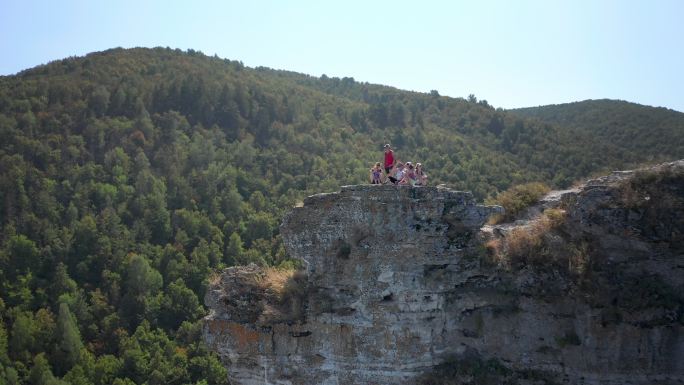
xmin=0 ymin=47 xmax=682 ymax=384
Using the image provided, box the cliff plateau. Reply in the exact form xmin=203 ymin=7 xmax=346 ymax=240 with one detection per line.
xmin=204 ymin=161 xmax=684 ymax=385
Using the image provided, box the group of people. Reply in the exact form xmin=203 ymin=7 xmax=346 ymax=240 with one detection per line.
xmin=369 ymin=144 xmax=428 ymax=186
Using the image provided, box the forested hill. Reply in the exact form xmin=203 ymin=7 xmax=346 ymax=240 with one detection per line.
xmin=510 ymin=99 xmax=684 ymax=159
xmin=0 ymin=47 xmax=683 ymax=384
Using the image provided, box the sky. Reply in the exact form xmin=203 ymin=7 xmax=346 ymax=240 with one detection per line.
xmin=1 ymin=0 xmax=683 ymax=112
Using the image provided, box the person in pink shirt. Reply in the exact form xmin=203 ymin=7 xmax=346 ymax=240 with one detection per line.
xmin=383 ymin=143 xmax=395 ymax=182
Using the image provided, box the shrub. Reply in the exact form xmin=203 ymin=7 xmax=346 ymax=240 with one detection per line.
xmin=618 ymin=166 xmax=683 ymax=209
xmin=258 ymin=266 xmax=308 ymax=322
xmin=487 ymin=182 xmax=551 ymax=223
xmin=484 ymin=239 xmax=503 ymax=265
xmin=488 ymin=212 xmax=578 ymax=273
xmin=504 ymin=215 xmax=552 ymax=266
xmin=543 ymin=208 xmax=566 ymax=228
xmin=505 ymin=227 xmax=543 ymax=263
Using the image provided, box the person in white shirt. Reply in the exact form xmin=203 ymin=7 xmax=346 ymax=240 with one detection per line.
xmin=390 ymin=162 xmax=405 ymax=185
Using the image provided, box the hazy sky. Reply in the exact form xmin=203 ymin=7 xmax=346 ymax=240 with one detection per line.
xmin=2 ymin=0 xmax=683 ymax=111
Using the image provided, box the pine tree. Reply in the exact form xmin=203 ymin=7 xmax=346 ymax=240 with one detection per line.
xmin=9 ymin=311 xmax=36 ymax=363
xmin=55 ymin=303 xmax=83 ymax=373
xmin=0 ymin=320 xmax=8 ymax=364
xmin=28 ymin=353 xmax=65 ymax=385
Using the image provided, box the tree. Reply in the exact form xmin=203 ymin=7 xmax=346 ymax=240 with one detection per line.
xmin=242 ymin=212 xmax=275 ymax=247
xmin=51 ymin=263 xmax=78 ymax=301
xmin=388 ymin=101 xmax=406 ymax=127
xmin=125 ymin=255 xmax=163 ymax=297
xmin=55 ymin=302 xmax=84 ymax=373
xmin=369 ymin=103 xmax=388 ymax=128
xmin=34 ymin=308 xmax=57 ymax=354
xmin=188 ymin=353 xmax=229 ymax=385
xmin=0 ymin=365 xmax=20 ymax=385
xmin=487 ymin=115 xmax=505 ymax=136
xmin=159 ymin=279 xmax=203 ymax=330
xmin=248 ymin=191 xmax=267 ymax=212
xmin=4 ymin=235 xmax=40 ymax=275
xmin=92 ymin=354 xmax=123 ymax=385
xmin=72 ymin=215 xmax=99 ymax=263
xmin=62 ymin=362 xmax=93 ymax=385
xmin=28 ymin=353 xmax=66 ymax=385
xmin=88 ymin=86 xmax=111 ymax=117
xmin=9 ymin=311 xmax=37 ymax=362
xmin=120 ymin=255 xmax=163 ymax=326
xmin=0 ymin=320 xmax=9 ymax=364
xmin=224 ymin=232 xmax=243 ymax=266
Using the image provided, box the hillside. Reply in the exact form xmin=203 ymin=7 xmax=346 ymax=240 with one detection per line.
xmin=510 ymin=99 xmax=684 ymax=162
xmin=0 ymin=47 xmax=683 ymax=384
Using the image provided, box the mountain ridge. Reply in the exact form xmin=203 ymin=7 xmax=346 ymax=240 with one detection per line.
xmin=3 ymin=47 xmax=682 ymax=194
xmin=6 ymin=48 xmax=682 ymax=114
xmin=512 ymin=98 xmax=682 ymax=113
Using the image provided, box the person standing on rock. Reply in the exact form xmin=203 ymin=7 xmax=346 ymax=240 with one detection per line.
xmin=383 ymin=144 xmax=395 ymax=183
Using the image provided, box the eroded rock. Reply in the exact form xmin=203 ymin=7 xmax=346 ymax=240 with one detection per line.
xmin=204 ymin=165 xmax=684 ymax=385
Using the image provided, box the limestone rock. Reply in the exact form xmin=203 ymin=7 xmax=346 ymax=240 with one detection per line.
xmin=204 ymin=163 xmax=684 ymax=385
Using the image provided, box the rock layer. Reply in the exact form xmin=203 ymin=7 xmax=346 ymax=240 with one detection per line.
xmin=204 ymin=163 xmax=684 ymax=385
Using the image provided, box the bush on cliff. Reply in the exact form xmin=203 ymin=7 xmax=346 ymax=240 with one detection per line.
xmin=485 ymin=209 xmax=574 ymax=271
xmin=486 ymin=182 xmax=550 ymax=223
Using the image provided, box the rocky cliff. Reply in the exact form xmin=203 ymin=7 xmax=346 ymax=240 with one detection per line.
xmin=204 ymin=161 xmax=684 ymax=385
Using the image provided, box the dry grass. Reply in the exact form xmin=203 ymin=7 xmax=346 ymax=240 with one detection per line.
xmin=487 ymin=182 xmax=551 ymax=223
xmin=487 ymin=207 xmax=594 ymax=278
xmin=483 ymin=238 xmax=506 ymax=267
xmin=256 ymin=266 xmax=308 ymax=323
xmin=485 ymin=213 xmax=505 ymax=226
xmin=208 ymin=270 xmax=222 ymax=286
xmin=543 ymin=208 xmax=566 ymax=227
xmin=484 ymin=239 xmax=502 ymax=258
xmin=491 ymin=209 xmax=569 ymax=268
xmin=506 ymin=225 xmax=545 ymax=262
xmin=259 ymin=267 xmax=297 ymax=299
xmin=216 ymin=264 xmax=309 ymax=325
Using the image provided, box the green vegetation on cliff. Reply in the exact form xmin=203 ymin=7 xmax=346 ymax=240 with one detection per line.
xmin=0 ymin=47 xmax=682 ymax=383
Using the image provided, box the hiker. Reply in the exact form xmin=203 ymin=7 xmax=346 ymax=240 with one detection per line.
xmin=399 ymin=162 xmax=417 ymax=186
xmin=415 ymin=163 xmax=428 ymax=186
xmin=389 ymin=162 xmax=405 ymax=184
xmin=370 ymin=162 xmax=383 ymax=184
xmin=383 ymin=144 xmax=395 ymax=182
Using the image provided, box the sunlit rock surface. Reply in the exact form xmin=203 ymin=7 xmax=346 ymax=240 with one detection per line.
xmin=205 ymin=166 xmax=684 ymax=385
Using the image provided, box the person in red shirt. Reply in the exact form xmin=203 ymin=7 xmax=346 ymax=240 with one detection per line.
xmin=383 ymin=144 xmax=395 ymax=182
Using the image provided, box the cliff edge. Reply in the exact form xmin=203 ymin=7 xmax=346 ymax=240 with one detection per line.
xmin=204 ymin=161 xmax=684 ymax=385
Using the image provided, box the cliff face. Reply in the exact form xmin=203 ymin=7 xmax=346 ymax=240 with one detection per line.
xmin=204 ymin=161 xmax=684 ymax=385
